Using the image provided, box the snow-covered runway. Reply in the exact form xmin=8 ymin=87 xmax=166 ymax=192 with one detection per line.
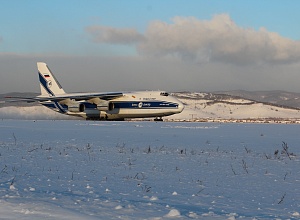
xmin=0 ymin=120 xmax=299 ymax=219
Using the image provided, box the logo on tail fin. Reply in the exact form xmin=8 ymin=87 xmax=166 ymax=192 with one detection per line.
xmin=37 ymin=62 xmax=65 ymax=96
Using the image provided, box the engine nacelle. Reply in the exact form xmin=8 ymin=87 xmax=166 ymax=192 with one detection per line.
xmin=68 ymin=103 xmax=85 ymax=113
xmin=97 ymin=101 xmax=114 ymax=111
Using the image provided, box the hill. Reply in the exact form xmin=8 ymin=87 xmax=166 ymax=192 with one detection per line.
xmin=1 ymin=91 xmax=300 ymax=122
xmin=215 ymin=90 xmax=300 ymax=108
xmin=168 ymin=92 xmax=300 ymax=122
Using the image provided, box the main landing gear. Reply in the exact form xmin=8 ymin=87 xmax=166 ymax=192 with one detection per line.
xmin=154 ymin=117 xmax=163 ymax=122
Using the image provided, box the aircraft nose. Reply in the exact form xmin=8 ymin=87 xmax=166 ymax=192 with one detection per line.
xmin=177 ymin=101 xmax=184 ymax=113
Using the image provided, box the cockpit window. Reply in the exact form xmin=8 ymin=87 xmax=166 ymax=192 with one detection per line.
xmin=160 ymin=92 xmax=169 ymax=96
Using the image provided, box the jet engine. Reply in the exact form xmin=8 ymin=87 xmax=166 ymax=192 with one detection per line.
xmin=68 ymin=103 xmax=85 ymax=113
xmin=96 ymin=100 xmax=114 ymax=111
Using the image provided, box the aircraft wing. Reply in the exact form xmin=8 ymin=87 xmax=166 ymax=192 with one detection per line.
xmin=4 ymin=97 xmax=39 ymax=103
xmin=6 ymin=92 xmax=124 ymax=102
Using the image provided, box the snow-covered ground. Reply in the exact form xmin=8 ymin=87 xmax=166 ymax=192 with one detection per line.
xmin=169 ymin=95 xmax=300 ymax=121
xmin=0 ymin=120 xmax=299 ymax=219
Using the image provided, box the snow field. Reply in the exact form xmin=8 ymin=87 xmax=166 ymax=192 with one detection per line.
xmin=0 ymin=120 xmax=300 ymax=219
xmin=170 ymin=97 xmax=300 ymax=120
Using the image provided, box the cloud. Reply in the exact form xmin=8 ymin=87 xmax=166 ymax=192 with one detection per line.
xmin=2 ymin=53 xmax=300 ymax=94
xmin=85 ymin=25 xmax=144 ymax=44
xmin=139 ymin=14 xmax=300 ymax=64
xmin=86 ymin=14 xmax=300 ymax=65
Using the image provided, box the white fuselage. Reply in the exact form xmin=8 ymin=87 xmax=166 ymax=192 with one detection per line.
xmin=41 ymin=91 xmax=184 ymax=120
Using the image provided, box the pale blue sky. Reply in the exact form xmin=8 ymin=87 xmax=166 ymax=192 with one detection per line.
xmin=1 ymin=0 xmax=299 ymax=55
xmin=2 ymin=1 xmax=300 ymax=93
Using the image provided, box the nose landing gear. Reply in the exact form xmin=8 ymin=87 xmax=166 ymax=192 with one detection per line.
xmin=154 ymin=117 xmax=163 ymax=122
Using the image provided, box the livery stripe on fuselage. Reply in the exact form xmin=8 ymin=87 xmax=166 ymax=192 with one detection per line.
xmin=42 ymin=101 xmax=178 ymax=112
xmin=54 ymin=101 xmax=66 ymax=113
xmin=113 ymin=101 xmax=178 ymax=109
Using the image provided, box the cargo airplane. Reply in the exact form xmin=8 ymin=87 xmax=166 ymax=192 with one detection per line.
xmin=9 ymin=62 xmax=184 ymax=121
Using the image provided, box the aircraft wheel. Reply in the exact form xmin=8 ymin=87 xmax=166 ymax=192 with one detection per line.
xmin=154 ymin=117 xmax=163 ymax=122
